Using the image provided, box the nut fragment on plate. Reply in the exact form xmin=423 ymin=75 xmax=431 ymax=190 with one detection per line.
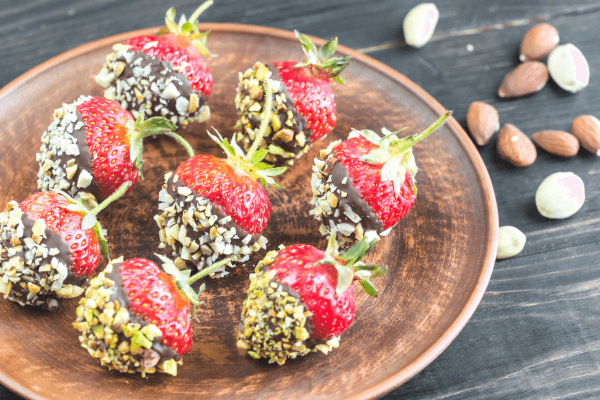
xmin=519 ymin=23 xmax=559 ymax=62
xmin=547 ymin=43 xmax=590 ymax=93
xmin=497 ymin=226 xmax=526 ymax=259
xmin=498 ymin=61 xmax=549 ymax=98
xmin=403 ymin=3 xmax=439 ymax=48
xmin=496 ymin=124 xmax=536 ymax=167
xmin=466 ymin=101 xmax=499 ymax=146
xmin=536 ymin=172 xmax=585 ymax=219
xmin=531 ymin=130 xmax=579 ymax=157
xmin=571 ymin=115 xmax=600 ymax=155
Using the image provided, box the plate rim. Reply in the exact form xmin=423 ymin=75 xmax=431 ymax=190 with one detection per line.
xmin=0 ymin=23 xmax=498 ymax=400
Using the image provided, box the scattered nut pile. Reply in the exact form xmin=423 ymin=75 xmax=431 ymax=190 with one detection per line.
xmin=460 ymin=22 xmax=595 ymax=259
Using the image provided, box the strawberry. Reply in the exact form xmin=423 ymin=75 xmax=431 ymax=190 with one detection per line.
xmin=310 ymin=111 xmax=451 ymax=248
xmin=37 ymin=95 xmax=194 ymax=207
xmin=0 ymin=183 xmax=130 ymax=310
xmin=95 ymin=2 xmax=214 ymax=126
xmin=235 ymin=30 xmax=351 ymax=167
xmin=237 ymin=233 xmax=386 ymax=364
xmin=73 ymin=254 xmax=230 ymax=376
xmin=155 ymin=80 xmax=284 ymax=277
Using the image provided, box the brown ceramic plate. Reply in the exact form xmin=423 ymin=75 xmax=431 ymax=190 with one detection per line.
xmin=0 ymin=24 xmax=497 ymax=400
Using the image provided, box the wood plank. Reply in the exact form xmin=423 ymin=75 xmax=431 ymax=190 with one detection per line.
xmin=1 ymin=0 xmax=599 ymax=87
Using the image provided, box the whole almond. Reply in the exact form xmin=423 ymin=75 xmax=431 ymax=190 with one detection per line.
xmin=572 ymin=115 xmax=600 ymax=155
xmin=519 ymin=23 xmax=560 ymax=62
xmin=497 ymin=124 xmax=537 ymax=167
xmin=498 ymin=61 xmax=549 ymax=98
xmin=466 ymin=101 xmax=500 ymax=146
xmin=531 ymin=130 xmax=579 ymax=157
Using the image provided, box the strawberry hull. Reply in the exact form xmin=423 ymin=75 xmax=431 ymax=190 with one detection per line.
xmin=0 ymin=202 xmax=87 ymax=311
xmin=155 ymin=172 xmax=268 ymax=278
xmin=235 ymin=62 xmax=312 ymax=167
xmin=96 ymin=45 xmax=210 ymax=126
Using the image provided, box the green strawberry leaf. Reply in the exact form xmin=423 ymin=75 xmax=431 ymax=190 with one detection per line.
xmin=360 ymin=147 xmax=391 ymax=165
xmin=260 ymin=176 xmax=285 ymax=189
xmin=66 ymin=204 xmax=84 ymax=213
xmin=353 ymin=264 xmax=379 ymax=271
xmin=249 ymin=148 xmax=269 ymax=165
xmin=181 ymin=22 xmax=193 ymax=34
xmin=360 ymin=279 xmax=378 ymax=297
xmin=165 ymin=8 xmax=179 ymax=34
xmin=379 ymin=127 xmax=408 ymax=143
xmin=81 ymin=214 xmax=97 ymax=231
xmin=353 ymin=128 xmax=381 ymax=145
xmin=294 ymin=30 xmax=319 ymax=64
xmin=324 ymin=233 xmax=339 ymax=258
xmin=221 ymin=138 xmax=236 ymax=157
xmin=93 ymin=221 xmax=110 ymax=259
xmin=257 ymin=167 xmax=286 ymax=177
xmin=253 ymin=162 xmax=274 ymax=170
xmin=319 ymin=37 xmax=338 ymax=60
xmin=230 ymin=139 xmax=245 ymax=157
xmin=334 ymin=264 xmax=354 ymax=297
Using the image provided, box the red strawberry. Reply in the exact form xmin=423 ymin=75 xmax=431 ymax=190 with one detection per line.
xmin=73 ymin=254 xmax=228 ymax=376
xmin=156 ymin=80 xmax=284 ymax=277
xmin=310 ymin=111 xmax=452 ymax=248
xmin=237 ymin=233 xmax=386 ymax=364
xmin=0 ymin=183 xmax=129 ymax=310
xmin=95 ymin=2 xmax=213 ymax=126
xmin=235 ymin=30 xmax=351 ymax=167
xmin=37 ymin=95 xmax=193 ymax=206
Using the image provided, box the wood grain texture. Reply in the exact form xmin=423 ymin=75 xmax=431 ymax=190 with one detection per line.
xmin=2 ymin=0 xmax=600 ymax=399
xmin=0 ymin=26 xmax=495 ymax=400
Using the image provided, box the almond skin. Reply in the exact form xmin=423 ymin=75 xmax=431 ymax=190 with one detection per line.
xmin=497 ymin=124 xmax=537 ymax=167
xmin=498 ymin=61 xmax=549 ymax=98
xmin=532 ymin=130 xmax=579 ymax=157
xmin=571 ymin=115 xmax=600 ymax=156
xmin=519 ymin=23 xmax=559 ymax=62
xmin=466 ymin=101 xmax=500 ymax=146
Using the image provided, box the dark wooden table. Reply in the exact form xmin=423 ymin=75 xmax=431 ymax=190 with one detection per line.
xmin=1 ymin=1 xmax=599 ymax=399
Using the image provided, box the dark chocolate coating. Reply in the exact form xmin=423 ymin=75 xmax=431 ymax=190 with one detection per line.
xmin=54 ymin=110 xmax=105 ymax=202
xmin=105 ymin=266 xmax=181 ymax=363
xmin=325 ymin=158 xmax=384 ymax=234
xmin=2 ymin=211 xmax=81 ymax=309
xmin=115 ymin=50 xmax=206 ymax=120
xmin=162 ymin=174 xmax=260 ymax=270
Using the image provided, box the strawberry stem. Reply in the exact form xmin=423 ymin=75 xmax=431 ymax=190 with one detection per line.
xmin=390 ymin=110 xmax=452 ymax=156
xmin=188 ymin=0 xmax=213 ymax=24
xmin=131 ymin=117 xmax=194 ymax=157
xmin=186 ymin=257 xmax=234 ymax=285
xmin=89 ymin=181 xmax=132 ymax=217
xmin=246 ymin=80 xmax=273 ymax=160
xmin=161 ymin=131 xmax=195 ymax=158
xmin=129 ymin=116 xmax=194 ymax=177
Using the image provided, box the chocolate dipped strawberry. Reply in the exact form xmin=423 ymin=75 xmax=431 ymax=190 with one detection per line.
xmin=155 ymin=81 xmax=284 ymax=277
xmin=95 ymin=2 xmax=214 ymax=126
xmin=0 ymin=183 xmax=129 ymax=310
xmin=234 ymin=30 xmax=351 ymax=167
xmin=73 ymin=254 xmax=230 ymax=376
xmin=310 ymin=111 xmax=451 ymax=249
xmin=237 ymin=233 xmax=386 ymax=365
xmin=37 ymin=96 xmax=194 ymax=207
